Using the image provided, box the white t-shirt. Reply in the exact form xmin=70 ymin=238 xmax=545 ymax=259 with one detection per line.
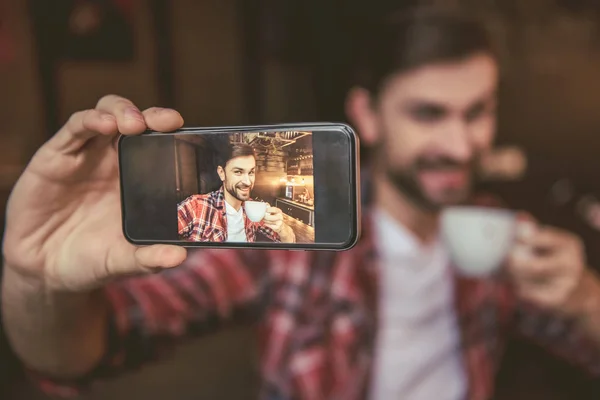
xmin=369 ymin=208 xmax=466 ymax=400
xmin=225 ymin=201 xmax=247 ymax=242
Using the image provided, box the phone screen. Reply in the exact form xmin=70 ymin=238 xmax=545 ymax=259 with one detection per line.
xmin=118 ymin=124 xmax=360 ymax=250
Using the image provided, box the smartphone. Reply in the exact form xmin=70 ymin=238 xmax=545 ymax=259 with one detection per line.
xmin=118 ymin=123 xmax=360 ymax=250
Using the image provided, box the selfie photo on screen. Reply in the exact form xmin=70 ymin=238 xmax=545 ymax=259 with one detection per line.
xmin=175 ymin=131 xmax=315 ymax=244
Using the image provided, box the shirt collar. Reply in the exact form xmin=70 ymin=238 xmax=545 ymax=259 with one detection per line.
xmin=225 ymin=200 xmax=243 ymax=216
xmin=214 ymin=186 xmax=226 ymax=211
xmin=373 ymin=207 xmax=443 ymax=260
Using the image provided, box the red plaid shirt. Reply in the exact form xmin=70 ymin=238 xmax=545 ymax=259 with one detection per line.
xmin=177 ymin=186 xmax=280 ymax=242
xmin=34 ymin=206 xmax=600 ymax=400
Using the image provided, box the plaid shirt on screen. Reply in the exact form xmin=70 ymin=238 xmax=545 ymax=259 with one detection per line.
xmin=34 ymin=203 xmax=600 ymax=400
xmin=178 ymin=186 xmax=280 ymax=243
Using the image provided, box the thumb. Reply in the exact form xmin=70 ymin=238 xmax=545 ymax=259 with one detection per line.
xmin=515 ymin=211 xmax=538 ymax=242
xmin=516 ymin=211 xmax=537 ymax=224
xmin=107 ymin=243 xmax=187 ymax=277
xmin=134 ymin=245 xmax=188 ymax=271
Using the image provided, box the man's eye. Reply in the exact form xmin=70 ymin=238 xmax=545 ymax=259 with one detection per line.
xmin=234 ymin=171 xmax=242 ymax=175
xmin=465 ymin=104 xmax=486 ymax=122
xmin=249 ymin=171 xmax=255 ymax=176
xmin=411 ymin=107 xmax=445 ymax=122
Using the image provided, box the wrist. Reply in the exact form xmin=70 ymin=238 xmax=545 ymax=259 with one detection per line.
xmin=3 ymin=260 xmax=47 ymax=291
xmin=279 ymin=224 xmax=295 ymax=243
xmin=2 ymin=264 xmax=109 ymax=378
xmin=567 ymin=269 xmax=600 ymax=322
xmin=2 ymin=260 xmax=101 ymax=299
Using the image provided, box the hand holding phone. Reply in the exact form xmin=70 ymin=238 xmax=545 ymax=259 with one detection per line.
xmin=118 ymin=124 xmax=360 ymax=250
xmin=2 ymin=95 xmax=188 ymax=292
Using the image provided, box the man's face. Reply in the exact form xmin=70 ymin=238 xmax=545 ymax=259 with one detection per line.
xmin=219 ymin=155 xmax=256 ymax=202
xmin=370 ymin=53 xmax=499 ymax=210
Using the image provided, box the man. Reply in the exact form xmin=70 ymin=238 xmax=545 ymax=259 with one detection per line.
xmin=177 ymin=142 xmax=295 ymax=243
xmin=3 ymin=8 xmax=600 ymax=400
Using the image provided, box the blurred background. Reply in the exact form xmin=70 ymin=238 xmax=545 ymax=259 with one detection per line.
xmin=3 ymin=0 xmax=600 ymax=398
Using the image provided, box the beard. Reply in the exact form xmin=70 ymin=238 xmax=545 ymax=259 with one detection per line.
xmin=225 ymin=180 xmax=253 ymax=202
xmin=385 ymin=155 xmax=477 ymax=212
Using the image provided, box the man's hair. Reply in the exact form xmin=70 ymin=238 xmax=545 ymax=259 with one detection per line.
xmin=218 ymin=142 xmax=256 ymax=168
xmin=353 ymin=7 xmax=498 ymax=96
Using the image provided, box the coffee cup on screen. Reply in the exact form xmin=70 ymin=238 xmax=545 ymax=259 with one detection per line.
xmin=245 ymin=201 xmax=268 ymax=222
xmin=441 ymin=206 xmax=518 ymax=277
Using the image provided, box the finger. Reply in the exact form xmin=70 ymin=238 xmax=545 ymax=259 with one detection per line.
xmin=142 ymin=107 xmax=184 ymax=132
xmin=96 ymin=94 xmax=147 ymax=135
xmin=264 ymin=222 xmax=281 ymax=232
xmin=514 ymin=284 xmax=560 ymax=305
xmin=266 ymin=209 xmax=282 ymax=217
xmin=514 ymin=219 xmax=538 ymax=243
xmin=525 ymin=227 xmax=573 ymax=250
xmin=507 ymin=244 xmax=562 ymax=280
xmin=107 ymin=243 xmax=187 ymax=276
xmin=513 ymin=270 xmax=578 ymax=306
xmin=264 ymin=213 xmax=282 ymax=223
xmin=515 ymin=217 xmax=572 ymax=250
xmin=134 ymin=245 xmax=187 ymax=272
xmin=266 ymin=207 xmax=280 ymax=214
xmin=263 ymin=214 xmax=283 ymax=224
xmin=516 ymin=211 xmax=537 ymax=224
xmin=49 ymin=109 xmax=119 ymax=154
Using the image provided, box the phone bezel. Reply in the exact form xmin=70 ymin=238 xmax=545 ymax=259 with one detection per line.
xmin=118 ymin=122 xmax=361 ymax=251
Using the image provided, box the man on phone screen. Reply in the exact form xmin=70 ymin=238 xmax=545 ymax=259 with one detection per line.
xmin=4 ymin=6 xmax=600 ymax=400
xmin=177 ymin=143 xmax=295 ymax=243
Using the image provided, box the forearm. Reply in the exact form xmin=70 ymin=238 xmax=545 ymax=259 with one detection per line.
xmin=1 ymin=265 xmax=109 ymax=378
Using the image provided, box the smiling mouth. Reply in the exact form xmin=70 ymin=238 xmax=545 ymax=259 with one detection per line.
xmin=418 ymin=169 xmax=469 ymax=189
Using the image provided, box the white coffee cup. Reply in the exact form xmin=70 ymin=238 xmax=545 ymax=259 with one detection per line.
xmin=245 ymin=201 xmax=268 ymax=222
xmin=441 ymin=206 xmax=517 ymax=277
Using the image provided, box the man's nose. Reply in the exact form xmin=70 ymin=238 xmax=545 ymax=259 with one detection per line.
xmin=443 ymin=120 xmax=474 ymax=162
xmin=241 ymin=175 xmax=251 ymax=185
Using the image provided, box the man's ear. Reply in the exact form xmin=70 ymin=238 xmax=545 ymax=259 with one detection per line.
xmin=217 ymin=166 xmax=225 ymax=182
xmin=345 ymin=86 xmax=380 ymax=146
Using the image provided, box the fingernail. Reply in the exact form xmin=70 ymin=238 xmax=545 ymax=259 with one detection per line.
xmin=100 ymin=114 xmax=116 ymax=122
xmin=516 ymin=221 xmax=536 ymax=239
xmin=124 ymin=107 xmax=143 ymax=121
